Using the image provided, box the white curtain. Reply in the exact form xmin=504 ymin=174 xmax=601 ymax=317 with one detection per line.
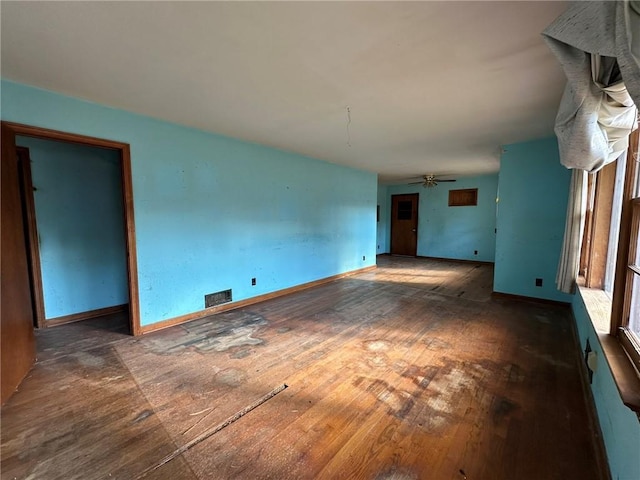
xmin=542 ymin=1 xmax=640 ymax=293
xmin=543 ymin=2 xmax=638 ymax=172
xmin=556 ymin=169 xmax=588 ymax=294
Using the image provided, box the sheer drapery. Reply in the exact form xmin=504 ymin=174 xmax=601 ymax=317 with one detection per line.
xmin=543 ymin=2 xmax=638 ymax=172
xmin=542 ymin=1 xmax=640 ymax=293
xmin=556 ymin=169 xmax=588 ymax=294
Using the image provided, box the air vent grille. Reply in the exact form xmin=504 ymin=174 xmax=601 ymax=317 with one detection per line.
xmin=205 ymin=289 xmax=232 ymax=308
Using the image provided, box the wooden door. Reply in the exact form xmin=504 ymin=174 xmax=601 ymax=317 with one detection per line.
xmin=390 ymin=193 xmax=419 ymax=256
xmin=1 ymin=125 xmax=36 ymax=404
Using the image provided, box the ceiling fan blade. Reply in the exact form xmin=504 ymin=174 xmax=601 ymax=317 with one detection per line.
xmin=408 ymin=181 xmax=424 ymax=184
xmin=436 ymin=179 xmax=456 ymax=182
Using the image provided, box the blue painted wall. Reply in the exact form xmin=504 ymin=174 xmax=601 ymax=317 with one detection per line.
xmin=494 ymin=138 xmax=572 ymax=302
xmin=573 ymin=292 xmax=640 ymax=480
xmin=15 ymin=136 xmax=128 ymax=319
xmin=385 ymin=174 xmax=498 ymax=262
xmin=376 ymin=184 xmax=390 ymax=254
xmin=2 ymin=80 xmax=377 ymax=327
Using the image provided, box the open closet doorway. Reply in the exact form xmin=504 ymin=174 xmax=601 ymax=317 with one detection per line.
xmin=1 ymin=122 xmax=141 ymax=336
xmin=17 ymin=136 xmax=131 ymax=330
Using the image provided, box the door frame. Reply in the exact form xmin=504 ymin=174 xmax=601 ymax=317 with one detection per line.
xmin=390 ymin=193 xmax=419 ymax=256
xmin=16 ymin=146 xmax=46 ymax=328
xmin=1 ymin=121 xmax=142 ymax=336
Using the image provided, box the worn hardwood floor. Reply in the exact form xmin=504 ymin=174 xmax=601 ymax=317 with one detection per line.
xmin=1 ymin=256 xmax=605 ymax=480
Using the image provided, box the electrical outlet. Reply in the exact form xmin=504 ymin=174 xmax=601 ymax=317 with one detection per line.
xmin=251 ymin=278 xmax=256 ymax=286
xmin=535 ymin=278 xmax=543 ymax=287
xmin=363 ymin=256 xmax=366 ymax=261
xmin=474 ymin=250 xmax=478 ymax=255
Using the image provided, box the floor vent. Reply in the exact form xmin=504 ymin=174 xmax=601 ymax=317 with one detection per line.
xmin=205 ymin=289 xmax=232 ymax=308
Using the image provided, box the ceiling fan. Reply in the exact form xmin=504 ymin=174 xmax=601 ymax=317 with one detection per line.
xmin=408 ymin=174 xmax=457 ymax=188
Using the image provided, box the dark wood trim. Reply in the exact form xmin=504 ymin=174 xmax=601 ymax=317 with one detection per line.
xmin=16 ymin=147 xmax=46 ymax=328
xmin=580 ymin=173 xmax=596 ymax=278
xmin=141 ymin=265 xmax=377 ymax=334
xmin=598 ymin=332 xmax=640 ymax=413
xmin=119 ymin=144 xmax=142 ymax=336
xmin=416 ymin=255 xmax=494 ymax=266
xmin=622 ymin=199 xmax=640 ymax=330
xmin=568 ymin=311 xmax=613 ymax=480
xmin=0 ymin=121 xmax=141 ymax=336
xmin=586 ymin=161 xmax=617 ymax=289
xmin=46 ymin=304 xmax=128 ymax=327
xmin=611 ymin=127 xmax=639 ymax=333
xmin=618 ymin=328 xmax=640 ymax=379
xmin=490 ymin=291 xmax=571 ymax=307
xmin=2 ymin=121 xmax=129 ymax=150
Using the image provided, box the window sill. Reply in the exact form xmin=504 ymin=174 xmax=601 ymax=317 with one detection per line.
xmin=579 ymin=286 xmax=640 ymax=414
xmin=578 ymin=285 xmax=610 ymax=334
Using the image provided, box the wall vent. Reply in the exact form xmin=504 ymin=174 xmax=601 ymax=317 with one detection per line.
xmin=205 ymin=289 xmax=232 ymax=308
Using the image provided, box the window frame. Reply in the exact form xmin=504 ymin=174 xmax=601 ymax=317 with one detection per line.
xmin=611 ymin=125 xmax=640 ymax=379
xmin=616 ymin=198 xmax=640 ymax=375
xmin=580 ymin=125 xmax=640 ymax=412
xmin=580 ymin=161 xmax=618 ymax=290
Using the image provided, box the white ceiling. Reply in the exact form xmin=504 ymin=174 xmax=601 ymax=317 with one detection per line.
xmin=1 ymin=1 xmax=568 ymax=183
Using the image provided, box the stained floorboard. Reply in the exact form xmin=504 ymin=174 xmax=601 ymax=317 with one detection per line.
xmin=1 ymin=257 xmax=605 ymax=479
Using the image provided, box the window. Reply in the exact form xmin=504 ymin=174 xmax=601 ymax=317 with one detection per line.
xmin=620 ymin=199 xmax=640 ymax=371
xmin=448 ymin=188 xmax=478 ymax=207
xmin=397 ymin=201 xmax=412 ymax=220
xmin=613 ymin=126 xmax=640 ymax=373
xmin=580 ymin=123 xmax=640 ymax=403
xmin=581 ymin=163 xmax=622 ymax=291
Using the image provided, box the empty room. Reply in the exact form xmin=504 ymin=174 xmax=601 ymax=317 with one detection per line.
xmin=1 ymin=2 xmax=639 ymax=479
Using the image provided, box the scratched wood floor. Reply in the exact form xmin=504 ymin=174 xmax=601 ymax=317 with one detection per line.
xmin=1 ymin=256 xmax=605 ymax=480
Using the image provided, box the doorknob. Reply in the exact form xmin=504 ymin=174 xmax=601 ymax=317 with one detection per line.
xmin=412 ymin=229 xmax=416 ymax=232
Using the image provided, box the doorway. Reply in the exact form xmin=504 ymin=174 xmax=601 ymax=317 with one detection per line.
xmin=1 ymin=122 xmax=141 ymax=403
xmin=1 ymin=122 xmax=141 ymax=335
xmin=17 ymin=137 xmax=132 ymax=330
xmin=390 ymin=193 xmax=419 ymax=256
